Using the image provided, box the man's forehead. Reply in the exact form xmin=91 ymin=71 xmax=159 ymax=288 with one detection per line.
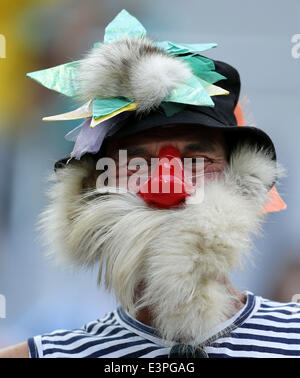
xmin=112 ymin=124 xmax=224 ymax=148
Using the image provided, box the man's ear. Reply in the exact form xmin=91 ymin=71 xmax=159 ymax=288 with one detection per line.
xmin=82 ymin=166 xmax=98 ymax=190
xmin=54 ymin=156 xmax=70 ymax=172
xmin=229 ymin=143 xmax=282 ymax=190
xmin=54 ymin=154 xmax=97 ymax=193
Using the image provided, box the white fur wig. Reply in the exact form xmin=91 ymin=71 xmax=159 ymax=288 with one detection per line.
xmin=77 ymin=37 xmax=192 ymax=113
xmin=39 ymin=144 xmax=282 ymax=345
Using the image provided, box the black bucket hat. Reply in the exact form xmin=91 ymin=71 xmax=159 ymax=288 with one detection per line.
xmin=55 ymin=58 xmax=276 ymax=171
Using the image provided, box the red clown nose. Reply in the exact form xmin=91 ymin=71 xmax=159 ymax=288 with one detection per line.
xmin=138 ymin=145 xmax=195 ymax=208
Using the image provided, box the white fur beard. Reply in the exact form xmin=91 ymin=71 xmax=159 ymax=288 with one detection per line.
xmin=39 ymin=146 xmax=281 ymax=344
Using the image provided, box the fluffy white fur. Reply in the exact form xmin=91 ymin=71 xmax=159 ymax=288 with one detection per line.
xmin=77 ymin=37 xmax=192 ymax=113
xmin=38 ymin=145 xmax=282 ymax=345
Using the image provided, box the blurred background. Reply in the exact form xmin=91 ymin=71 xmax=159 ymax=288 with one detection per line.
xmin=0 ymin=0 xmax=300 ymax=347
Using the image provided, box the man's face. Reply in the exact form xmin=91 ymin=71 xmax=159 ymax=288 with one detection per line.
xmin=46 ymin=122 xmax=274 ymax=344
xmin=103 ymin=124 xmax=228 ymax=190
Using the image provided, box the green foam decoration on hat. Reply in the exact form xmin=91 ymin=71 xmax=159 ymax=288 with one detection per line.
xmin=160 ymin=102 xmax=186 ymax=117
xmin=180 ymin=55 xmax=226 ymax=84
xmin=92 ymin=97 xmax=133 ymax=119
xmin=26 ymin=9 xmax=226 ymax=122
xmin=166 ymin=74 xmax=214 ymax=107
xmin=155 ymin=41 xmax=217 ymax=56
xmin=104 ymin=9 xmax=146 ymax=43
xmin=26 ymin=61 xmax=80 ymax=97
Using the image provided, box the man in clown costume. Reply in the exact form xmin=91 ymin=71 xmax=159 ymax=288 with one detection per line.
xmin=1 ymin=10 xmax=299 ymax=358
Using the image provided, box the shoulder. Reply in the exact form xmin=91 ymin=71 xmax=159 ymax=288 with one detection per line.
xmin=248 ymin=296 xmax=300 ymax=332
xmin=29 ymin=310 xmax=122 ymax=358
xmin=0 ymin=342 xmax=29 ymax=358
xmin=214 ymin=295 xmax=300 ymax=358
xmin=258 ymin=296 xmax=300 ymax=317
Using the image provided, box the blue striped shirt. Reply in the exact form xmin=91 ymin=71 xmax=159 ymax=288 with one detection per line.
xmin=28 ymin=292 xmax=300 ymax=358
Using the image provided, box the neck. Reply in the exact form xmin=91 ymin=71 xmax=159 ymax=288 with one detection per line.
xmin=135 ymin=277 xmax=247 ymax=328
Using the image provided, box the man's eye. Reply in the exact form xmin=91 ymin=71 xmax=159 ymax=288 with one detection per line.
xmin=128 ymin=160 xmax=148 ymax=169
xmin=187 ymin=157 xmax=213 ymax=164
xmin=134 ymin=160 xmax=148 ymax=166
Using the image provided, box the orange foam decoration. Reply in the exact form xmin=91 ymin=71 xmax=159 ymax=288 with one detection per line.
xmin=234 ymin=102 xmax=246 ymax=126
xmin=234 ymin=102 xmax=286 ymax=213
xmin=263 ymin=185 xmax=287 ymax=213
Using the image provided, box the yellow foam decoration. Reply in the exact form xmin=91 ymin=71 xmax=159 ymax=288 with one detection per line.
xmin=42 ymin=101 xmax=93 ymax=121
xmin=90 ymin=102 xmax=138 ymax=128
xmin=206 ymin=84 xmax=229 ymax=96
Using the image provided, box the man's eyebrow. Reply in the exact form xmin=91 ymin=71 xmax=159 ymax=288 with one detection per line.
xmin=184 ymin=141 xmax=217 ymax=153
xmin=121 ymin=146 xmax=148 ymax=156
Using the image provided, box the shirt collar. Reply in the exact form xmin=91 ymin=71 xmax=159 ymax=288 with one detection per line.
xmin=115 ymin=291 xmax=259 ymax=346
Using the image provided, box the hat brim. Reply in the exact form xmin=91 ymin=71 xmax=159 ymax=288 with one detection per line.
xmin=55 ymin=107 xmax=276 ymax=172
xmin=110 ymin=107 xmax=277 ymax=161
